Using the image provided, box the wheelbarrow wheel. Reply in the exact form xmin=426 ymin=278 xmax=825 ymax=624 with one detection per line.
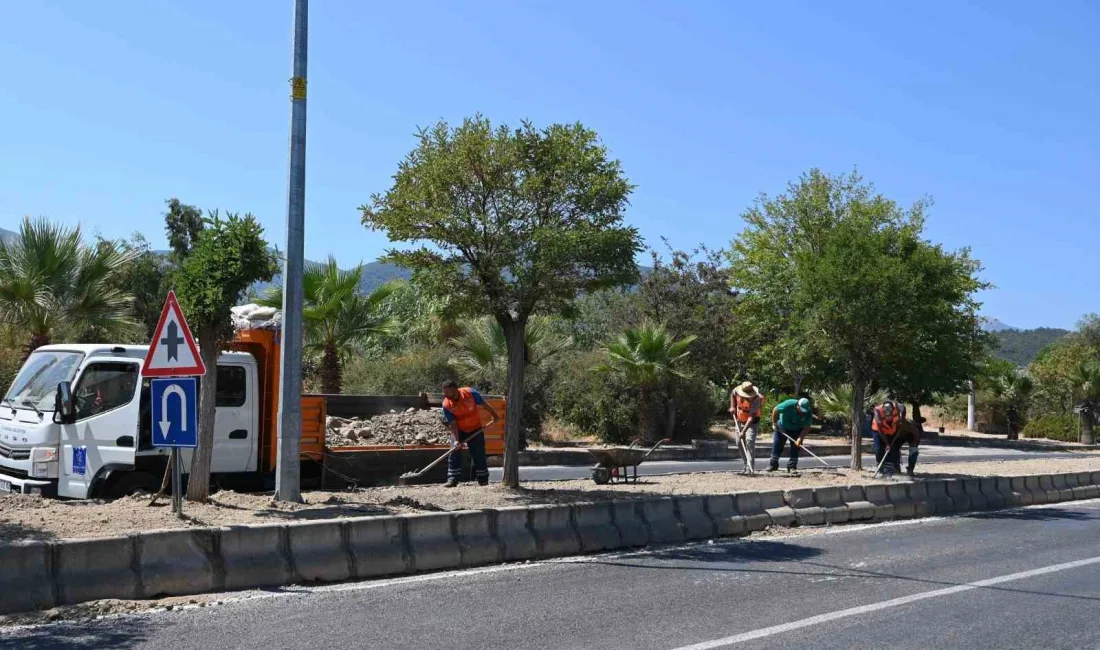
xmin=592 ymin=467 xmax=612 ymax=485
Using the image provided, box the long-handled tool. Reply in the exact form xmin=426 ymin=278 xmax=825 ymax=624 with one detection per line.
xmin=733 ymin=418 xmax=755 ymax=475
xmin=398 ymin=429 xmax=485 ymax=485
xmin=775 ymin=429 xmax=839 ymax=471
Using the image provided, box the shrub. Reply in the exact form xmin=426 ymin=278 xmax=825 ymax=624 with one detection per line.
xmin=1021 ymin=414 xmax=1077 ymax=442
xmin=342 ymin=345 xmax=459 ymax=395
xmin=0 ymin=346 xmax=22 ymax=398
xmin=549 ymin=350 xmax=638 ymax=444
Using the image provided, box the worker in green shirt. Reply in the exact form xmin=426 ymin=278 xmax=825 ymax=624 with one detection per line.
xmin=769 ymin=397 xmax=814 ymax=472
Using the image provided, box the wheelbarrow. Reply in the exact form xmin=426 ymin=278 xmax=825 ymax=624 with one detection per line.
xmin=588 ymin=439 xmax=670 ymax=485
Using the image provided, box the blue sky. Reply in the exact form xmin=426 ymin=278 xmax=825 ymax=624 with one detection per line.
xmin=1 ymin=1 xmax=1097 ymax=329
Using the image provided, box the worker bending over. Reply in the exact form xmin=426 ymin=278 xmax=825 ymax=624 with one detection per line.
xmin=730 ymin=382 xmax=764 ymax=473
xmin=441 ymin=380 xmax=499 ymax=488
xmin=769 ymin=397 xmax=813 ymax=472
xmin=872 ymin=400 xmax=914 ymax=478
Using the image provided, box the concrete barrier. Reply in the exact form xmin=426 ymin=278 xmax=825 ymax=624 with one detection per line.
xmin=1052 ymin=474 xmax=1075 ymax=502
xmin=219 ymin=523 xmax=291 ymax=590
xmin=705 ymin=495 xmax=747 ymax=537
xmin=345 ymin=516 xmax=409 ymax=578
xmin=287 ymin=521 xmax=352 ymax=583
xmin=988 ymin=477 xmax=1014 ymax=509
xmin=53 ymin=535 xmax=139 ymax=605
xmin=1026 ymin=476 xmax=1050 ymax=504
xmin=813 ymin=486 xmax=850 ymax=524
xmin=454 ymin=510 xmax=501 ymax=567
xmin=944 ymin=480 xmax=972 ymax=512
xmin=760 ymin=490 xmax=797 ymax=527
xmin=529 ymin=505 xmax=582 ymax=558
xmin=734 ymin=492 xmax=772 ymax=532
xmin=1091 ymin=471 xmax=1100 ymax=489
xmin=841 ymin=485 xmax=875 ymax=521
xmin=0 ymin=541 xmax=54 ymax=614
xmin=905 ymin=482 xmax=934 ymax=517
xmin=640 ymin=498 xmax=686 ymax=544
xmin=784 ymin=488 xmax=825 ymax=526
xmin=574 ymin=502 xmax=622 ymax=553
xmin=404 ymin=513 xmax=460 ymax=572
xmin=1073 ymin=472 xmax=1099 ymax=500
xmin=138 ymin=529 xmax=220 ymax=598
xmin=1038 ymin=475 xmax=1060 ymax=503
xmin=886 ymin=484 xmax=916 ymax=518
xmin=925 ymin=479 xmax=955 ymax=514
xmin=609 ymin=500 xmax=649 ymax=548
xmin=675 ymin=496 xmax=716 ymax=541
xmin=864 ymin=484 xmax=894 ymax=520
xmin=962 ymin=479 xmax=989 ymax=511
xmin=1009 ymin=477 xmax=1034 ymax=506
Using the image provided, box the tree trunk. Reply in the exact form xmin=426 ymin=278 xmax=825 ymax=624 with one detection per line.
xmin=793 ymin=374 xmax=803 ymax=397
xmin=850 ymin=378 xmax=866 ymax=470
xmin=639 ymin=384 xmax=652 ymax=443
xmin=664 ymin=398 xmax=677 ymax=441
xmin=320 ymin=342 xmax=341 ymax=394
xmin=187 ymin=329 xmax=220 ymax=502
xmin=23 ymin=332 xmax=50 ymax=361
xmin=499 ymin=317 xmax=527 ymax=489
xmin=1081 ymin=411 xmax=1095 ymax=445
xmin=912 ymin=403 xmax=923 ymax=428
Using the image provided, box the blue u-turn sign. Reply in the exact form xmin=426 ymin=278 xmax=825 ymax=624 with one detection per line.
xmin=150 ymin=378 xmax=198 ymax=448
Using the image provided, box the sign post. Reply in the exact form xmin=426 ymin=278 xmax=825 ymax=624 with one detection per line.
xmin=143 ymin=291 xmax=205 ymax=516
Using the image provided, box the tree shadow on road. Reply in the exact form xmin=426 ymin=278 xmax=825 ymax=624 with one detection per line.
xmin=963 ymin=507 xmax=1099 ymax=522
xmin=0 ymin=618 xmax=150 ymax=650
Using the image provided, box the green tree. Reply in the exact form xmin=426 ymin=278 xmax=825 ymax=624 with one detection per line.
xmin=99 ymin=233 xmax=171 ymax=341
xmin=989 ymin=369 xmax=1035 ymax=440
xmin=362 ymin=115 xmax=641 ymax=487
xmin=0 ymin=217 xmax=137 ymax=353
xmin=175 ymin=211 xmax=277 ymax=502
xmin=596 ymin=323 xmax=696 ymax=442
xmin=813 ymin=384 xmax=888 ymax=431
xmin=730 ymin=170 xmax=982 ymax=469
xmin=164 ymin=198 xmax=205 ymax=263
xmin=450 ymin=315 xmax=573 ymax=378
xmin=259 ymin=256 xmax=398 ymax=394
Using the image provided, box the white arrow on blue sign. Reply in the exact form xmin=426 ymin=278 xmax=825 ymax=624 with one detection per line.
xmin=150 ymin=378 xmax=198 ymax=448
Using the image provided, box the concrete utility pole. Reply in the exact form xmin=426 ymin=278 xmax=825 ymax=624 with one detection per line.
xmin=275 ymin=0 xmax=308 ymax=503
xmin=967 ymin=379 xmax=977 ymax=432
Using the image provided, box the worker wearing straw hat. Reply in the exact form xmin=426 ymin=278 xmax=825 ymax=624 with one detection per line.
xmin=730 ymin=382 xmax=764 ymax=472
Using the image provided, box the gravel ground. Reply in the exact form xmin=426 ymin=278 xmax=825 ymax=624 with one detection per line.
xmin=1 ymin=455 xmax=1098 ymax=543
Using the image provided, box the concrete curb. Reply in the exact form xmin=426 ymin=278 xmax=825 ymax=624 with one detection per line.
xmin=4 ymin=470 xmax=1100 ymax=615
xmin=488 ymin=443 xmax=875 ymax=467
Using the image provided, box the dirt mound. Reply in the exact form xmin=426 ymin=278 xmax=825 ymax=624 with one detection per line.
xmin=326 ymin=408 xmax=452 ymax=447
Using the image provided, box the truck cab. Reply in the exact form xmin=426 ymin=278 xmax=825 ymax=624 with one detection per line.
xmin=0 ymin=344 xmax=261 ymax=498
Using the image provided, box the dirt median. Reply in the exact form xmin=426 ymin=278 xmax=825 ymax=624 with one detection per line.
xmin=2 ymin=455 xmax=1098 ymax=543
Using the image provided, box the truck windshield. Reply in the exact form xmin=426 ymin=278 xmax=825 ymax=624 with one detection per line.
xmin=3 ymin=351 xmax=84 ymax=412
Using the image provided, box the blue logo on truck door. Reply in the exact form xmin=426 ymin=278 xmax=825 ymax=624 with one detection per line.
xmin=72 ymin=446 xmax=87 ymax=475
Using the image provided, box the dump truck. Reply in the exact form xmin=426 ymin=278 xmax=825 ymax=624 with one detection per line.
xmin=0 ymin=325 xmax=505 ymax=498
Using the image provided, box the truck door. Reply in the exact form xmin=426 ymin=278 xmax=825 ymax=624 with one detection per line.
xmin=210 ymin=364 xmax=256 ymax=473
xmin=59 ymin=359 xmax=141 ymax=498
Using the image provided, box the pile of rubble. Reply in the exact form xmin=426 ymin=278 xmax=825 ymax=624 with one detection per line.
xmin=325 ymin=408 xmax=453 ymax=447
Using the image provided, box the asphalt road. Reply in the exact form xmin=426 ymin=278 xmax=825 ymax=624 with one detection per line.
xmin=494 ymin=445 xmax=1089 ymax=482
xmin=7 ymin=499 xmax=1100 ymax=649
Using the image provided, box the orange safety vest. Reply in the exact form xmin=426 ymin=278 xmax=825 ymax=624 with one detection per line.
xmin=872 ymin=404 xmax=900 ymax=435
xmin=734 ymin=395 xmax=763 ymax=423
xmin=443 ymin=388 xmax=484 ymax=434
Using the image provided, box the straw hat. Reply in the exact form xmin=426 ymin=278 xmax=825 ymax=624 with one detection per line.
xmin=734 ymin=381 xmax=759 ymax=398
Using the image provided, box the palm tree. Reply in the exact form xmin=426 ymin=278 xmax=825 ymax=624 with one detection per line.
xmin=814 ymin=384 xmax=889 ymax=432
xmin=1071 ymin=362 xmax=1100 ymax=444
xmin=989 ymin=369 xmax=1034 ymax=440
xmin=450 ymin=316 xmax=573 ymax=380
xmin=596 ymin=323 xmax=697 ymax=442
xmin=0 ymin=217 xmax=137 ymax=354
xmin=259 ymin=256 xmax=398 ymax=394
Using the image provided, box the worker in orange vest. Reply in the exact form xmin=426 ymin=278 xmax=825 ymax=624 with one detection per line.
xmin=729 ymin=382 xmax=764 ymax=473
xmin=441 ymin=380 xmax=500 ymax=488
xmin=872 ymin=400 xmax=907 ymax=478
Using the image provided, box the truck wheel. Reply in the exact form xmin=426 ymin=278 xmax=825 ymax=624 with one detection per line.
xmin=109 ymin=472 xmax=158 ymax=498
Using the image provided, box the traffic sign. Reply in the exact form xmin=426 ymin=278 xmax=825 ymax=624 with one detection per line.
xmin=150 ymin=378 xmax=198 ymax=448
xmin=142 ymin=291 xmax=206 ymax=377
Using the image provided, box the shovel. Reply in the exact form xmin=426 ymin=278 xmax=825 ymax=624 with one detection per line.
xmin=775 ymin=429 xmax=840 ymax=471
xmin=397 ymin=429 xmax=485 ymax=486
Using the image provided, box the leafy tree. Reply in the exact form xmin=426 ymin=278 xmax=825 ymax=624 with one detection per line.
xmin=362 ymin=115 xmax=641 ymax=487
xmin=596 ymin=323 xmax=696 ymax=442
xmin=175 ymin=211 xmax=277 ymax=502
xmin=731 ymin=170 xmax=982 ymax=469
xmin=377 ymin=279 xmax=459 ymax=348
xmin=450 ymin=315 xmax=573 ymax=378
xmin=1070 ymin=362 xmax=1100 ymax=444
xmin=813 ymin=384 xmax=888 ymax=431
xmin=259 ymin=256 xmax=398 ymax=394
xmin=989 ymin=369 xmax=1035 ymax=440
xmin=164 ymin=198 xmax=205 ymax=263
xmin=0 ymin=217 xmax=138 ymax=353
xmin=99 ymin=233 xmax=171 ymax=341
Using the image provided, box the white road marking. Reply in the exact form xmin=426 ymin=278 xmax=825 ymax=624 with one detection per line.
xmin=668 ymin=555 xmax=1100 ymax=649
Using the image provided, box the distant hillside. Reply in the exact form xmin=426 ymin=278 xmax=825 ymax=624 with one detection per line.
xmin=0 ymin=227 xmax=15 ymax=243
xmin=992 ymin=327 xmax=1069 ymax=366
xmin=982 ymin=318 xmax=1016 ymax=333
xmin=252 ymin=260 xmax=411 ymax=298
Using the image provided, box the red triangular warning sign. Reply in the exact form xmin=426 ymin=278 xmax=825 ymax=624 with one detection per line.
xmin=142 ymin=291 xmax=207 ymax=377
